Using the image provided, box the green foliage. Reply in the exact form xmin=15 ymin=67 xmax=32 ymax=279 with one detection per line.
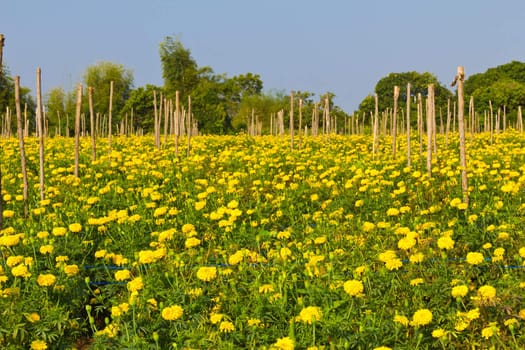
xmin=355 ymin=71 xmax=453 ymax=124
xmin=45 ymin=87 xmax=76 ymax=136
xmin=121 ymin=84 xmax=162 ymax=133
xmin=159 ymin=36 xmax=199 ymax=100
xmin=465 ymin=61 xmax=525 ymax=124
xmin=0 ymin=65 xmax=36 ymax=133
xmin=83 ymin=61 xmax=134 ymax=124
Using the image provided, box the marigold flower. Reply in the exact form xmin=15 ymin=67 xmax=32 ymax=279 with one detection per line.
xmin=39 ymin=245 xmax=54 ymax=255
xmin=451 ymin=285 xmax=468 ymax=298
xmin=481 ymin=322 xmax=499 ymax=339
xmin=185 ymin=237 xmax=201 ymax=249
xmin=37 ymin=274 xmax=56 ymax=287
xmin=115 ymin=269 xmax=131 ymax=281
xmin=161 ymin=305 xmax=183 ymax=321
xmin=437 ymin=236 xmax=455 ymax=250
xmin=219 ymin=320 xmax=235 ymax=332
xmin=432 ymin=328 xmax=446 ymax=338
xmin=298 ymin=306 xmax=322 ymax=324
xmin=465 ymin=252 xmax=484 ymax=265
xmin=272 ymin=336 xmax=294 ymax=350
xmin=30 ymin=340 xmax=48 ymax=350
xmin=196 ymin=266 xmax=217 ymax=282
xmin=343 ymin=279 xmax=364 ymax=297
xmin=11 ymin=264 xmax=31 ymax=278
xmin=410 ymin=309 xmax=432 ymax=326
xmin=394 ymin=315 xmax=409 ymax=326
xmin=127 ymin=277 xmax=143 ymax=292
xmin=477 ymin=285 xmax=496 ymax=300
xmin=385 ymin=258 xmax=403 ymax=271
xmin=63 ymin=264 xmax=79 ymax=277
xmin=52 ymin=227 xmax=67 ymax=236
xmin=68 ymin=223 xmax=82 ymax=233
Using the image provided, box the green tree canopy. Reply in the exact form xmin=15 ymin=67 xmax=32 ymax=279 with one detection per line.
xmin=355 ymin=71 xmax=453 ymax=121
xmin=0 ymin=65 xmax=36 ymax=133
xmin=465 ymin=61 xmax=525 ymax=116
xmin=83 ymin=61 xmax=134 ymax=123
xmin=121 ymin=84 xmax=162 ymax=133
xmin=159 ymin=36 xmax=199 ymax=100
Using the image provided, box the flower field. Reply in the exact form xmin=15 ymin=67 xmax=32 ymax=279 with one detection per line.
xmin=0 ymin=132 xmax=524 ymax=349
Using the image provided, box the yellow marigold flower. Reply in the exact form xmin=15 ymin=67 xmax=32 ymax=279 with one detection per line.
xmin=432 ymin=328 xmax=446 ymax=338
xmin=378 ymin=250 xmax=397 ymax=262
xmin=466 ymin=252 xmax=484 ymax=265
xmin=115 ymin=269 xmax=131 ymax=281
xmin=273 ymin=336 xmax=294 ymax=350
xmin=466 ymin=308 xmax=480 ymax=320
xmin=279 ymin=247 xmax=292 ymax=260
xmin=519 ymin=309 xmax=525 ymax=320
xmin=36 ymin=231 xmax=49 ymax=239
xmin=373 ymin=347 xmax=392 ymax=350
xmin=398 ymin=236 xmax=416 ymax=250
xmin=310 ymin=193 xmax=319 ymax=201
xmin=451 ymin=285 xmax=469 ymax=298
xmin=111 ymin=306 xmax=123 ymax=317
xmin=298 ymin=306 xmax=322 ymax=324
xmin=518 ymin=247 xmax=525 ymax=259
xmin=37 ymin=274 xmax=56 ymax=287
xmin=259 ymin=284 xmax=275 ymax=294
xmin=362 ymin=221 xmax=375 ymax=232
xmin=410 ymin=278 xmax=424 ymax=286
xmin=247 ymin=318 xmax=262 ymax=327
xmin=184 ymin=237 xmax=201 ymax=249
xmin=410 ymin=309 xmax=433 ymax=327
xmin=39 ymin=245 xmax=54 ymax=255
xmin=456 ymin=202 xmax=468 ymax=210
xmin=481 ymin=322 xmax=499 ymax=339
xmin=127 ymin=277 xmax=143 ymax=292
xmin=26 ymin=312 xmax=40 ymax=322
xmin=186 ymin=287 xmax=203 ymax=298
xmin=7 ymin=256 xmax=24 ymax=267
xmin=181 ymin=223 xmax=195 ymax=234
xmin=3 ymin=210 xmax=14 ymax=218
xmin=210 ymin=313 xmax=223 ymax=324
xmin=437 ymin=236 xmax=455 ymax=250
xmin=314 ymin=236 xmax=327 ymax=245
xmin=63 ymin=264 xmax=79 ymax=277
xmin=161 ymin=305 xmax=183 ymax=321
xmin=386 ymin=208 xmax=400 ymax=216
xmin=52 ymin=227 xmax=67 ymax=236
xmin=343 ymin=279 xmax=364 ymax=297
xmin=68 ymin=223 xmax=82 ymax=233
xmin=394 ymin=315 xmax=409 ymax=326
xmin=196 ymin=266 xmax=217 ymax=282
xmin=11 ymin=264 xmax=31 ymax=278
xmin=385 ymin=258 xmax=403 ymax=271
xmin=30 ymin=340 xmax=48 ymax=350
xmin=409 ymin=252 xmax=424 ymax=264
xmin=477 ymin=285 xmax=496 ymax=300
xmin=219 ymin=320 xmax=235 ymax=332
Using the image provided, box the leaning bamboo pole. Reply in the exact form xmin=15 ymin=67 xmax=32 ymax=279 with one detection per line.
xmin=14 ymin=76 xmax=29 ymax=217
xmin=452 ymin=66 xmax=468 ymax=204
xmin=89 ymin=87 xmax=96 ymax=161
xmin=392 ymin=86 xmax=399 ymax=159
xmin=74 ymin=83 xmax=82 ymax=177
xmin=36 ymin=68 xmax=45 ymax=200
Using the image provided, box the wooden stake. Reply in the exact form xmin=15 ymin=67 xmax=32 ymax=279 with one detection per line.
xmin=426 ymin=85 xmax=434 ymax=178
xmin=392 ymin=86 xmax=399 ymax=159
xmin=108 ymin=80 xmax=113 ymax=156
xmin=74 ymin=83 xmax=82 ymax=177
xmin=452 ymin=66 xmax=468 ymax=204
xmin=175 ymin=91 xmax=179 ymax=156
xmin=89 ymin=87 xmax=96 ymax=161
xmin=406 ymin=83 xmax=411 ymax=167
xmin=14 ymin=76 xmax=29 ymax=217
xmin=372 ymin=94 xmax=379 ymax=159
xmin=290 ymin=91 xmax=294 ymax=150
xmin=36 ymin=68 xmax=45 ymax=200
xmin=298 ymin=98 xmax=303 ymax=148
xmin=187 ymin=95 xmax=191 ymax=157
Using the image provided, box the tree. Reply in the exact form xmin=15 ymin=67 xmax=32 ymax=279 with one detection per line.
xmin=83 ymin=61 xmax=134 ymax=125
xmin=121 ymin=84 xmax=162 ymax=133
xmin=0 ymin=65 xmax=36 ymax=134
xmin=159 ymin=36 xmax=199 ymax=100
xmin=355 ymin=71 xmax=453 ymax=124
xmin=45 ymin=87 xmax=75 ymax=136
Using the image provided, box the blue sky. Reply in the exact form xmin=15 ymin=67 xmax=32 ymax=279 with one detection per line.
xmin=2 ymin=0 xmax=525 ymax=113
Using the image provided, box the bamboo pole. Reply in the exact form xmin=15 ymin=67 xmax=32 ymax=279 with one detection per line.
xmin=0 ymin=33 xmax=5 ymax=228
xmin=175 ymin=91 xmax=179 ymax=156
xmin=417 ymin=93 xmax=423 ymax=157
xmin=163 ymin=97 xmax=168 ymax=147
xmin=392 ymin=86 xmax=399 ymax=159
xmin=153 ymin=90 xmax=158 ymax=148
xmin=89 ymin=87 xmax=96 ymax=161
xmin=14 ymin=76 xmax=29 ymax=217
xmin=36 ymin=68 xmax=45 ymax=200
xmin=445 ymin=99 xmax=451 ymax=147
xmin=290 ymin=91 xmax=294 ymax=150
xmin=298 ymin=98 xmax=303 ymax=148
xmin=186 ymin=96 xmax=191 ymax=157
xmin=74 ymin=83 xmax=82 ymax=177
xmin=406 ymin=83 xmax=411 ymax=167
xmin=518 ymin=106 xmax=523 ymax=133
xmin=426 ymin=85 xmax=434 ymax=178
xmin=108 ymin=80 xmax=113 ymax=156
xmin=372 ymin=94 xmax=379 ymax=159
xmin=452 ymin=66 xmax=468 ymax=204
